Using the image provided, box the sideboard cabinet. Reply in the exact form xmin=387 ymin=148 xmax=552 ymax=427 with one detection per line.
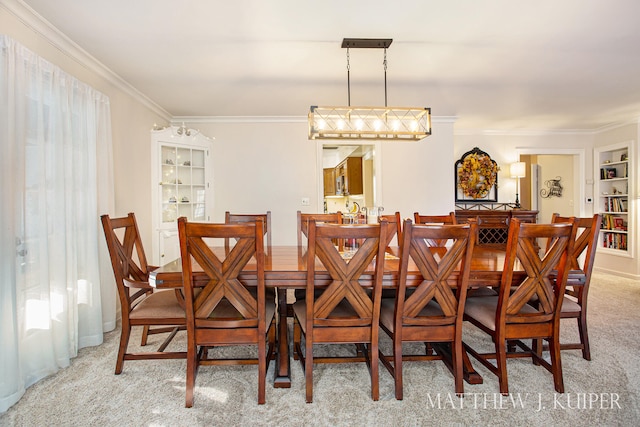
xmin=455 ymin=209 xmax=538 ymax=248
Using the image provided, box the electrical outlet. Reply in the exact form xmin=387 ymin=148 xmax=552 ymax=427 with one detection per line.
xmin=301 ymin=197 xmax=310 ymax=206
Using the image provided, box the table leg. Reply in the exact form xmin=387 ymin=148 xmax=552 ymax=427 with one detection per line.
xmin=273 ymin=288 xmax=291 ymax=388
xmin=431 ymin=342 xmax=483 ymax=385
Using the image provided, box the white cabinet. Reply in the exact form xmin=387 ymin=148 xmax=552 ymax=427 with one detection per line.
xmin=595 ymin=141 xmax=633 ymax=257
xmin=151 ymin=126 xmax=214 ymax=265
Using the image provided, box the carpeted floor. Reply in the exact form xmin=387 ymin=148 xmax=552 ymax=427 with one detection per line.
xmin=2 ymin=272 xmax=639 ymax=426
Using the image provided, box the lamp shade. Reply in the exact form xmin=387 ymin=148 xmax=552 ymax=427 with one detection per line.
xmin=510 ymin=162 xmax=526 ymax=178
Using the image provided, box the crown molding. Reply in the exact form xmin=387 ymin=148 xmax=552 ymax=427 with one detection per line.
xmin=1 ymin=0 xmax=171 ymax=121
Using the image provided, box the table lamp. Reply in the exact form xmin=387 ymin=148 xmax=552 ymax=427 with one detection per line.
xmin=510 ymin=162 xmax=526 ymax=208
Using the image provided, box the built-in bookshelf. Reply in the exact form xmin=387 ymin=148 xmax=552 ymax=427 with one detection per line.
xmin=595 ymin=142 xmax=632 ymax=256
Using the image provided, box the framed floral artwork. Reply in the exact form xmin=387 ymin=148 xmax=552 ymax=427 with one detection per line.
xmin=455 ymin=147 xmax=499 ymax=202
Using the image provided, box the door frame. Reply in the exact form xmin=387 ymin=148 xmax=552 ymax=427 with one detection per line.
xmin=516 ymin=147 xmax=587 ymax=217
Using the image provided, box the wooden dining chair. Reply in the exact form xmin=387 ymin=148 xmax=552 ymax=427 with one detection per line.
xmin=544 ymin=213 xmax=602 ymax=360
xmin=177 ymin=217 xmax=276 ymax=407
xmin=101 ymin=213 xmax=186 ymax=374
xmin=292 ymin=220 xmax=390 ymax=402
xmin=414 ymin=212 xmax=457 ymax=225
xmin=463 ymin=218 xmax=576 ymax=394
xmin=225 ymin=211 xmax=272 ymax=251
xmin=379 ymin=219 xmax=477 ymax=399
xmin=379 ymin=211 xmax=403 ymax=248
xmin=296 ymin=211 xmax=343 ymax=247
xmin=413 ymin=212 xmax=457 ymax=247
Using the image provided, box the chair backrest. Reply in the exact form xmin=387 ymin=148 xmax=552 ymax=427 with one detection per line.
xmin=498 ymin=218 xmax=576 ymax=325
xmin=225 ymin=211 xmax=271 ymax=250
xmin=414 ymin=212 xmax=457 ymax=225
xmin=305 ymin=220 xmax=389 ymax=330
xmin=297 ymin=211 xmax=342 ymax=247
xmin=395 ymin=219 xmax=476 ymax=330
xmin=379 ymin=212 xmax=403 ymax=247
xmin=547 ymin=213 xmax=601 ymax=276
xmin=413 ymin=212 xmax=458 ymax=247
xmin=101 ymin=213 xmax=154 ymax=314
xmin=178 ymin=217 xmax=266 ymax=331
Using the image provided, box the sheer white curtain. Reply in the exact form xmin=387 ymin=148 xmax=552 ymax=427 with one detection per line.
xmin=0 ymin=35 xmax=116 ymax=412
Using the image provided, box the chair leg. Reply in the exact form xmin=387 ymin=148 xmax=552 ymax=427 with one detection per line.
xmin=293 ymin=317 xmax=301 ymax=360
xmin=141 ymin=325 xmax=150 ymax=346
xmin=453 ymin=339 xmax=464 ymax=395
xmin=496 ymin=339 xmax=509 ymax=395
xmin=393 ymin=337 xmax=403 ymax=400
xmin=549 ymin=337 xmax=565 ymax=393
xmin=305 ymin=339 xmax=314 ymax=403
xmin=185 ymin=348 xmax=197 ymax=408
xmin=258 ymin=332 xmax=267 ymax=404
xmin=577 ymin=315 xmax=591 ymax=361
xmin=115 ymin=323 xmax=132 ymax=375
xmin=371 ymin=342 xmax=379 ymax=401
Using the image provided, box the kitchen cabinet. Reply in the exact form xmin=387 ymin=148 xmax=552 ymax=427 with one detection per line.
xmin=323 ymin=168 xmax=336 ymax=196
xmin=335 ymin=157 xmax=363 ymax=196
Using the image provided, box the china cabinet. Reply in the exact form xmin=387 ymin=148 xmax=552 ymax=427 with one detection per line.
xmin=151 ymin=126 xmax=214 ymax=264
xmin=595 ymin=141 xmax=633 ymax=256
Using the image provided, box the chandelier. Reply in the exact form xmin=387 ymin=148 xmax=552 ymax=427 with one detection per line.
xmin=308 ymin=38 xmax=431 ymax=141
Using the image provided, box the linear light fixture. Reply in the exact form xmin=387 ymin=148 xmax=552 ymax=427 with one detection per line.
xmin=308 ymin=38 xmax=431 ymax=141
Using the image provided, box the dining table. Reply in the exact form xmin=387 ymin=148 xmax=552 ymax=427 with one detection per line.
xmin=149 ymin=245 xmax=520 ymax=388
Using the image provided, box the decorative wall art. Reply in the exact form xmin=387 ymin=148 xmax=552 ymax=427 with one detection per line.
xmin=540 ymin=176 xmax=563 ymax=198
xmin=455 ymin=147 xmax=499 ymax=202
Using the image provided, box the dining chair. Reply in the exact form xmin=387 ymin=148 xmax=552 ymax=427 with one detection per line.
xmin=413 ymin=212 xmax=457 ymax=247
xmin=177 ymin=217 xmax=276 ymax=407
xmin=379 ymin=211 xmax=403 ymax=248
xmin=543 ymin=213 xmax=602 ymax=360
xmin=225 ymin=211 xmax=272 ymax=250
xmin=296 ymin=211 xmax=343 ymax=247
xmin=414 ymin=212 xmax=457 ymax=225
xmin=292 ymin=219 xmax=390 ymax=402
xmin=101 ymin=213 xmax=186 ymax=374
xmin=379 ymin=219 xmax=476 ymax=399
xmin=463 ymin=218 xmax=576 ymax=394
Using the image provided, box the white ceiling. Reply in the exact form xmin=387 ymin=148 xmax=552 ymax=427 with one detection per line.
xmin=17 ymin=0 xmax=640 ymax=131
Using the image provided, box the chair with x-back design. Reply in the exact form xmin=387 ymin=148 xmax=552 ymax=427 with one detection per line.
xmin=101 ymin=212 xmax=186 ymax=374
xmin=463 ymin=218 xmax=576 ymax=394
xmin=292 ymin=219 xmax=390 ymax=403
xmin=379 ymin=219 xmax=477 ymax=399
xmin=178 ymin=217 xmax=276 ymax=407
xmin=543 ymin=213 xmax=601 ymax=360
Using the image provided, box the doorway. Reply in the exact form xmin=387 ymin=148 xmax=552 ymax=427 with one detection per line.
xmin=517 ymin=148 xmax=586 ymax=222
xmin=318 ymin=142 xmax=381 ymax=214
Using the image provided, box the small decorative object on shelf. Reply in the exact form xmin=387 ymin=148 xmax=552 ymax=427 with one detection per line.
xmin=455 ymin=147 xmax=499 ymax=202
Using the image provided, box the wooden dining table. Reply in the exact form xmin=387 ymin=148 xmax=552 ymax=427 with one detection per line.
xmin=149 ymin=245 xmax=517 ymax=388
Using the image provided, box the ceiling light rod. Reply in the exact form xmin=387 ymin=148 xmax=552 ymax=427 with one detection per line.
xmin=343 ymin=38 xmax=393 ymax=107
xmin=309 ymin=38 xmax=431 ymax=141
